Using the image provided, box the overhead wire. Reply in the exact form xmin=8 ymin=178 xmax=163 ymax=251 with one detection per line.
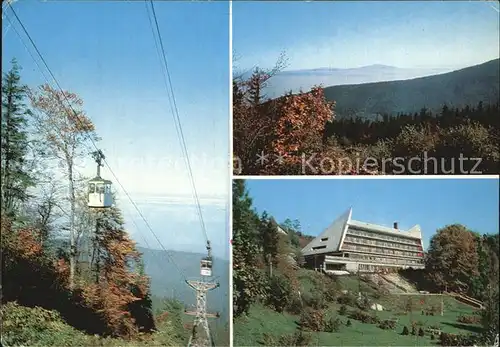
xmin=144 ymin=0 xmax=211 ymax=249
xmin=11 ymin=10 xmax=167 ymax=273
xmin=6 ymin=2 xmax=188 ymax=282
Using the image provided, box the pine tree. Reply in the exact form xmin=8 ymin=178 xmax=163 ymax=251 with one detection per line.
xmin=260 ymin=213 xmax=279 ymax=268
xmin=129 ymin=257 xmax=156 ymax=333
xmin=232 ymin=179 xmax=263 ymax=316
xmin=1 ymin=59 xmax=35 ymax=218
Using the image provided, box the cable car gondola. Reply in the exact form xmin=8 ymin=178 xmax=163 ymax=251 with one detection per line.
xmin=88 ymin=176 xmax=113 ymax=208
xmin=200 ymin=257 xmax=213 ymax=277
xmin=88 ymin=150 xmax=113 ymax=209
xmin=200 ymin=240 xmax=213 ymax=277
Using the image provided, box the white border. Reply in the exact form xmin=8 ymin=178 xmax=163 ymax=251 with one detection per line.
xmin=233 ymin=175 xmax=499 ymax=180
xmin=228 ymin=1 xmax=234 ymax=346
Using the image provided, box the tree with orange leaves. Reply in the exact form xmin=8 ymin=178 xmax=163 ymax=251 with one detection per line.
xmin=233 ymin=55 xmax=336 ymax=175
xmin=82 ymin=204 xmax=155 ymax=337
xmin=233 ymin=53 xmax=288 ymax=174
xmin=29 ymin=84 xmax=98 ymax=290
xmin=268 ymin=87 xmax=335 ymax=174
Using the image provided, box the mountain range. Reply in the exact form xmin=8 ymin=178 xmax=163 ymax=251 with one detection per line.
xmin=324 ymin=58 xmax=500 ymax=119
xmin=262 ymin=59 xmax=499 ymax=119
xmin=263 ymin=64 xmax=454 ymax=99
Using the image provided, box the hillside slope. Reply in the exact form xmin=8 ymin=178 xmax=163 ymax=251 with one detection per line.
xmin=138 ymin=247 xmax=230 ymax=322
xmin=323 ymin=59 xmax=500 ymax=119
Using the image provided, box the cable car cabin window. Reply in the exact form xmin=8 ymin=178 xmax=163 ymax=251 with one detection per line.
xmin=89 ymin=183 xmax=96 ymax=194
xmin=97 ymin=185 xmax=105 ymax=194
xmin=105 ymin=184 xmax=111 ymax=193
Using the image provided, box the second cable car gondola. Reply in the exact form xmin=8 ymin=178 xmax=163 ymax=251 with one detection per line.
xmin=200 ymin=257 xmax=213 ymax=277
xmin=200 ymin=240 xmax=213 ymax=277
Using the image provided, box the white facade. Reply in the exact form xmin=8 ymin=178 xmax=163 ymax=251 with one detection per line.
xmin=302 ymin=208 xmax=425 ymax=273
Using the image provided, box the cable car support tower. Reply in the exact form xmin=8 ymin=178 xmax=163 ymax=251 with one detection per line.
xmin=186 ymin=240 xmax=220 ymax=347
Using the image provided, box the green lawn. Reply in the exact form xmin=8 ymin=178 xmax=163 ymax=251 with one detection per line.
xmin=234 ymin=271 xmax=483 ymax=346
xmin=234 ymin=299 xmax=482 ymax=346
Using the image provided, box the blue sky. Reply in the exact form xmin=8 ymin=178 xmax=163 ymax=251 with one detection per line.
xmin=2 ymin=1 xmax=230 ymax=258
xmin=245 ymin=178 xmax=499 ymax=250
xmin=233 ymin=1 xmax=500 ymax=71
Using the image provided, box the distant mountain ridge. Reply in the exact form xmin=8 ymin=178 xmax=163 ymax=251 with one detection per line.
xmin=323 ymin=58 xmax=500 ymax=119
xmin=261 ymin=64 xmax=454 ymax=99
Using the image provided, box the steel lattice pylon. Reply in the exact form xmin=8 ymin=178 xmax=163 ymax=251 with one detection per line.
xmin=186 ymin=280 xmax=219 ymax=347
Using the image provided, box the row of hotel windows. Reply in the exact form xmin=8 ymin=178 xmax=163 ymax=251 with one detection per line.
xmin=346 ymin=252 xmax=424 ymax=265
xmin=347 ymin=228 xmax=421 ymax=246
xmin=341 ymin=241 xmax=423 ymax=258
xmin=344 ymin=235 xmax=422 ymax=252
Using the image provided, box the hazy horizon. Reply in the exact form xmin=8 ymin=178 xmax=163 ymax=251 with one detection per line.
xmin=234 ymin=1 xmax=499 ymax=72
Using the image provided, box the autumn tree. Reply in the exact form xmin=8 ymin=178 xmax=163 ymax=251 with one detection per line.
xmin=1 ymin=59 xmax=35 ymax=218
xmin=82 ymin=205 xmax=155 ymax=337
xmin=29 ymin=84 xmax=98 ymax=289
xmin=425 ymin=224 xmax=479 ymax=293
xmin=233 ymin=53 xmax=288 ymax=174
xmin=268 ymin=87 xmax=335 ymax=173
xmin=232 ymin=179 xmax=264 ymax=316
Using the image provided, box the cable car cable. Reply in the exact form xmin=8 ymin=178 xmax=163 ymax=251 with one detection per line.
xmin=6 ymin=16 xmax=148 ymax=258
xmin=145 ymin=0 xmax=211 ymax=250
xmin=6 ymin=3 xmax=188 ymax=282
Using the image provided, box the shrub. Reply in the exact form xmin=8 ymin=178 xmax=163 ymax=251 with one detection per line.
xmin=411 ymin=326 xmax=417 ymax=335
xmin=372 ymin=292 xmax=381 ymax=299
xmin=323 ymin=285 xmax=338 ymax=303
xmin=431 ymin=334 xmax=435 ymax=340
xmin=275 ymin=331 xmax=313 ymax=346
xmin=261 ymin=333 xmax=277 ymax=346
xmin=346 ymin=319 xmax=352 ymax=327
xmin=302 ymin=292 xmax=327 ymax=310
xmin=439 ymin=332 xmax=478 ymax=346
xmin=378 ymin=319 xmax=396 ymax=330
xmin=356 ymin=294 xmax=371 ymax=311
xmin=349 ymin=310 xmax=379 ymax=324
xmin=402 ymin=326 xmax=409 ymax=335
xmin=299 ymin=308 xmax=325 ymax=332
xmin=457 ymin=314 xmax=481 ymax=324
xmin=337 ymin=293 xmax=356 ymax=306
xmin=338 ymin=305 xmax=347 ymax=316
xmin=418 ymin=327 xmax=425 ymax=336
xmin=286 ymin=295 xmax=303 ymax=315
xmin=324 ymin=316 xmax=342 ymax=332
xmin=266 ymin=273 xmax=293 ymax=313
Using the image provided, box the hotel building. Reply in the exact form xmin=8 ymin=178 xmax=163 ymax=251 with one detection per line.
xmin=302 ymin=208 xmax=425 ymax=273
